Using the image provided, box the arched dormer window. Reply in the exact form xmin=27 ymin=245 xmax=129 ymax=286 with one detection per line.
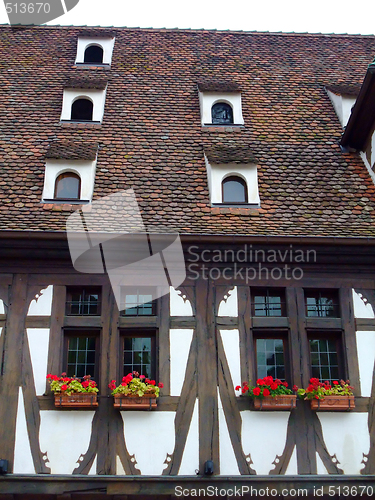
xmin=54 ymin=172 xmax=81 ymax=200
xmin=211 ymin=102 xmax=234 ymax=124
xmin=71 ymin=98 xmax=93 ymax=121
xmin=84 ymin=45 xmax=104 ymax=64
xmin=222 ymin=176 xmax=248 ymax=203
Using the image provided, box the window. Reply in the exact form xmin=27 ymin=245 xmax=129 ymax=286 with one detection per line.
xmin=54 ymin=172 xmax=81 ymax=200
xmin=75 ymin=37 xmax=115 ymax=66
xmin=309 ymin=333 xmax=344 ymax=382
xmin=305 ymin=290 xmax=340 ymax=317
xmin=71 ymin=98 xmax=93 ymax=121
xmin=84 ymin=45 xmax=104 ymax=64
xmin=64 ymin=331 xmax=99 ymax=379
xmin=252 ymin=288 xmax=286 ymax=317
xmin=120 ymin=287 xmax=156 ymax=316
xmin=66 ymin=287 xmax=101 ymax=316
xmin=222 ymin=176 xmax=248 ymax=203
xmin=211 ymin=102 xmax=234 ymax=124
xmin=254 ymin=333 xmax=289 ymax=381
xmin=121 ymin=331 xmax=156 ymax=379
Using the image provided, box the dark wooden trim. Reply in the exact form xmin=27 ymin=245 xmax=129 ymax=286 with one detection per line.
xmin=217 ymin=328 xmax=255 ymax=474
xmin=158 ymin=293 xmax=170 ymax=395
xmin=46 ymin=286 xmax=66 ymax=391
xmin=64 ymin=316 xmax=102 ymax=328
xmin=0 ymin=275 xmax=29 ymax=472
xmin=340 ymin=287 xmax=361 ymax=395
xmin=237 ymin=286 xmax=254 ymax=386
xmin=21 ymin=326 xmax=51 ymax=473
xmin=118 ymin=316 xmax=158 ymax=328
xmin=305 ymin=318 xmax=342 ymax=330
xmin=197 ymin=279 xmax=219 ymax=474
xmin=252 ymin=317 xmax=289 ymax=329
xmin=25 ymin=316 xmax=51 ymax=328
xmin=170 ymin=317 xmax=196 ymax=328
xmin=2 ymin=474 xmax=375 ymax=496
xmin=356 ymin=318 xmax=375 ymax=331
xmin=216 ymin=317 xmax=238 ymax=328
xmin=162 ymin=331 xmax=198 ymax=475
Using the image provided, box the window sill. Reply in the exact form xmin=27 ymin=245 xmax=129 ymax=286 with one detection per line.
xmin=74 ymin=63 xmax=111 ymax=70
xmin=212 ymin=203 xmax=260 ymax=208
xmin=60 ymin=120 xmax=102 ymax=127
xmin=202 ymin=124 xmax=244 ymax=133
xmin=42 ymin=199 xmax=90 ymax=205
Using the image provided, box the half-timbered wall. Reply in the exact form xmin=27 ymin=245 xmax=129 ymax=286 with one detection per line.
xmin=1 ymin=244 xmax=375 ymax=480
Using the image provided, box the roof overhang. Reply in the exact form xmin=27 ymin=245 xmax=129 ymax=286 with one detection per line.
xmin=340 ymin=62 xmax=375 ymax=151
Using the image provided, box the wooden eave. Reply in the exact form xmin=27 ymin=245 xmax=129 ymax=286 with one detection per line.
xmin=1 ymin=474 xmax=375 ymax=496
xmin=341 ymin=62 xmax=375 ymax=151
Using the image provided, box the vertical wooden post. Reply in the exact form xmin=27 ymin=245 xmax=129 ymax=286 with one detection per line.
xmin=196 ymin=278 xmax=219 ymax=474
xmin=0 ymin=274 xmax=28 ymax=472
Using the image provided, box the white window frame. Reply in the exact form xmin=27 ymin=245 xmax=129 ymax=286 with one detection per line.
xmin=60 ymin=87 xmax=107 ymax=123
xmin=75 ymin=37 xmax=115 ymax=66
xmin=199 ymin=91 xmax=244 ymax=126
xmin=205 ymin=156 xmax=260 ymax=206
xmin=42 ymin=158 xmax=97 ymax=203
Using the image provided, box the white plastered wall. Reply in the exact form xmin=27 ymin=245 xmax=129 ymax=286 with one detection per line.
xmin=220 ymin=329 xmax=241 ymax=392
xmin=40 ymin=411 xmax=95 ymax=474
xmin=170 ymin=329 xmax=193 ymax=396
xmin=42 ymin=158 xmax=97 ymax=202
xmin=0 ymin=298 xmax=4 ymax=314
xmin=27 ymin=329 xmax=50 ymax=396
xmin=318 ymin=413 xmax=370 ymax=474
xmin=179 ymin=398 xmax=199 ymax=475
xmin=75 ymin=37 xmax=115 ymax=65
xmin=352 ymin=290 xmax=375 ymax=397
xmin=218 ymin=286 xmax=238 ymax=316
xmin=199 ymin=91 xmax=244 ymax=125
xmin=205 ymin=156 xmax=260 ymax=205
xmin=218 ymin=391 xmax=240 ymax=475
xmin=242 ymin=411 xmax=290 ymax=474
xmin=28 ymin=285 xmax=53 ymax=316
xmin=326 ymin=90 xmax=356 ymax=127
xmin=13 ymin=387 xmax=35 ymax=473
xmin=169 ymin=286 xmax=193 ymax=316
xmin=61 ymin=88 xmax=107 ymax=122
xmin=122 ymin=412 xmax=175 ymax=475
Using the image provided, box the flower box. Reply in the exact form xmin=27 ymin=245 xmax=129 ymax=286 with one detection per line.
xmin=54 ymin=393 xmax=98 ymax=408
xmin=310 ymin=395 xmax=355 ymax=411
xmin=253 ymin=395 xmax=297 ymax=410
xmin=113 ymin=393 xmax=157 ymax=410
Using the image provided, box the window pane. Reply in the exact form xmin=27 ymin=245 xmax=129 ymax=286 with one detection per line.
xmin=55 ymin=174 xmax=80 ymax=199
xmin=84 ymin=45 xmax=104 ymax=64
xmin=71 ymin=98 xmax=93 ymax=121
xmin=223 ymin=178 xmax=246 ymax=203
xmin=211 ymin=102 xmax=233 ymax=124
xmin=256 ymin=338 xmax=285 ymax=381
xmin=309 ymin=338 xmax=340 ymax=382
xmin=123 ymin=336 xmax=152 ymax=378
xmin=252 ymin=289 xmax=285 ymax=317
xmin=121 ymin=288 xmax=155 ymax=316
xmin=67 ymin=336 xmax=96 ymax=378
xmin=305 ymin=290 xmax=339 ymax=318
xmin=66 ymin=288 xmax=100 ymax=316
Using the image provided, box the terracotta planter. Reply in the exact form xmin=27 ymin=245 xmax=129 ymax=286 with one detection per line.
xmin=113 ymin=393 xmax=157 ymax=410
xmin=310 ymin=395 xmax=355 ymax=411
xmin=54 ymin=393 xmax=98 ymax=408
xmin=253 ymin=395 xmax=297 ymax=410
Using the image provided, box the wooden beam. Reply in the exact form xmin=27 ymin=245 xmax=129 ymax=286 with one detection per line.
xmin=340 ymin=287 xmax=361 ymax=395
xmin=158 ymin=293 xmax=170 ymax=395
xmin=356 ymin=318 xmax=375 ymax=331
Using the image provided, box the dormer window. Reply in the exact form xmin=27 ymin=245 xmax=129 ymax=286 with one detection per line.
xmin=198 ymin=81 xmax=244 ymax=126
xmin=42 ymin=142 xmax=98 ymax=204
xmin=212 ymin=102 xmax=234 ymax=125
xmin=61 ymin=85 xmax=107 ymax=123
xmin=222 ymin=175 xmax=247 ymax=203
xmin=54 ymin=172 xmax=81 ymax=200
xmin=204 ymin=147 xmax=260 ymax=207
xmin=75 ymin=36 xmax=115 ymax=66
xmin=84 ymin=45 xmax=104 ymax=64
xmin=71 ymin=98 xmax=93 ymax=121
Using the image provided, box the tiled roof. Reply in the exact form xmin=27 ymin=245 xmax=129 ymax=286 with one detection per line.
xmin=65 ymin=77 xmax=108 ymax=89
xmin=197 ymin=81 xmax=241 ymax=92
xmin=205 ymin=146 xmax=257 ymax=164
xmin=1 ymin=26 xmax=375 ymax=237
xmin=46 ymin=141 xmax=98 ymax=160
xmin=325 ymin=84 xmax=362 ymax=96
